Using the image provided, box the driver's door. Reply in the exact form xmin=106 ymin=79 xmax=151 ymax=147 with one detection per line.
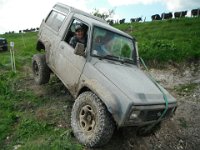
xmin=53 ymin=19 xmax=88 ymax=95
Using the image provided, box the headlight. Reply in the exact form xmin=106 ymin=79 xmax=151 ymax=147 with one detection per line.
xmin=129 ymin=110 xmax=141 ymax=120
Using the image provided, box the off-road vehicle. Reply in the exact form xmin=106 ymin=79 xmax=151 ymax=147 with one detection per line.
xmin=0 ymin=38 xmax=8 ymax=51
xmin=33 ymin=3 xmax=177 ymax=147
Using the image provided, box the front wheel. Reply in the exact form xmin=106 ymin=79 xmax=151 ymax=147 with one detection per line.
xmin=32 ymin=54 xmax=50 ymax=85
xmin=71 ymin=91 xmax=115 ymax=147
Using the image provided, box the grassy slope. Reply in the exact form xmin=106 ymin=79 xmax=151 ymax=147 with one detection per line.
xmin=0 ymin=17 xmax=199 ymax=149
xmin=114 ymin=17 xmax=200 ymax=64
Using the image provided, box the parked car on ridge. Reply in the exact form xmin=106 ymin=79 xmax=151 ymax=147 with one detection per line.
xmin=0 ymin=37 xmax=8 ymax=51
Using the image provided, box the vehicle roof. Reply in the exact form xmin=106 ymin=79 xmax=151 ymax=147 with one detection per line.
xmin=54 ymin=3 xmax=107 ymax=24
xmin=54 ymin=3 xmax=133 ymax=39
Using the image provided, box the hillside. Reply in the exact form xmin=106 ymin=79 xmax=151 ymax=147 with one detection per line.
xmin=115 ymin=17 xmax=200 ymax=64
xmin=0 ymin=17 xmax=200 ymax=149
xmin=1 ymin=17 xmax=200 ymax=66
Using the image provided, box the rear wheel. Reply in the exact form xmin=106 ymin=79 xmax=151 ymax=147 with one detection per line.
xmin=71 ymin=91 xmax=115 ymax=147
xmin=32 ymin=54 xmax=50 ymax=85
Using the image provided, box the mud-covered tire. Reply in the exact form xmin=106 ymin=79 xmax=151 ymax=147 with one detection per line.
xmin=32 ymin=54 xmax=50 ymax=85
xmin=71 ymin=91 xmax=115 ymax=147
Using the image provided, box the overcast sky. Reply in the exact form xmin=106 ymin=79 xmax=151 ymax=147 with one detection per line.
xmin=0 ymin=0 xmax=199 ymax=34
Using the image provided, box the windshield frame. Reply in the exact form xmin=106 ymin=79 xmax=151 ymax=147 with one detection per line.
xmin=90 ymin=26 xmax=137 ymax=65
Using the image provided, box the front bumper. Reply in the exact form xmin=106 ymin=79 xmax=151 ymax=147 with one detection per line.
xmin=124 ymin=103 xmax=177 ymax=126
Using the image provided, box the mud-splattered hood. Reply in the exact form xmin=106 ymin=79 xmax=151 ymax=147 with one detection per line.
xmin=94 ymin=61 xmax=176 ymax=105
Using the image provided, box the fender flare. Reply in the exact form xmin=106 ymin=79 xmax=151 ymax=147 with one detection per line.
xmin=77 ymin=79 xmax=123 ymax=125
xmin=36 ymin=40 xmax=45 ymax=51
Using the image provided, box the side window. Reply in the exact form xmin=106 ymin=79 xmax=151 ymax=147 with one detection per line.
xmin=46 ymin=11 xmax=56 ymax=26
xmin=45 ymin=11 xmax=65 ymax=32
xmin=64 ymin=19 xmax=88 ymax=49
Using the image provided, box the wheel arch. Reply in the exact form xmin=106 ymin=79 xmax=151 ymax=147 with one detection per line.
xmin=76 ymin=82 xmax=122 ymax=126
xmin=77 ymin=86 xmax=90 ymax=96
xmin=36 ymin=40 xmax=45 ymax=51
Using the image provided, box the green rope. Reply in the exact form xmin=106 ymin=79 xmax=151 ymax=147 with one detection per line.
xmin=139 ymin=57 xmax=169 ymax=132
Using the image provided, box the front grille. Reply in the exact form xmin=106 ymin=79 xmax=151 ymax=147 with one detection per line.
xmin=140 ymin=108 xmax=173 ymax=121
xmin=125 ymin=104 xmax=177 ymax=126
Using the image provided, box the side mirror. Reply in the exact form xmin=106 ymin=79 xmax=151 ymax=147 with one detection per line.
xmin=74 ymin=42 xmax=85 ymax=56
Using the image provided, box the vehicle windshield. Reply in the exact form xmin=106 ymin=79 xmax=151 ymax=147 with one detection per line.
xmin=91 ymin=26 xmax=135 ymax=63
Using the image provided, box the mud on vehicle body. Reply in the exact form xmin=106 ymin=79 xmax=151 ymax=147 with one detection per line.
xmin=33 ymin=3 xmax=177 ymax=147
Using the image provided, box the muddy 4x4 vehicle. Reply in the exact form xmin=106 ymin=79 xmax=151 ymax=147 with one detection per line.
xmin=0 ymin=38 xmax=8 ymax=51
xmin=33 ymin=3 xmax=177 ymax=147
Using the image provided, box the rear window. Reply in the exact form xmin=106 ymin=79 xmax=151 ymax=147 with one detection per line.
xmin=46 ymin=11 xmax=65 ymax=32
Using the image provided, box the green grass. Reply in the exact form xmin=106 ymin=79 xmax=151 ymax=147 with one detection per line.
xmin=0 ymin=32 xmax=82 ymax=149
xmin=114 ymin=17 xmax=200 ymax=64
xmin=0 ymin=70 xmax=82 ymax=149
xmin=0 ymin=32 xmax=37 ymax=71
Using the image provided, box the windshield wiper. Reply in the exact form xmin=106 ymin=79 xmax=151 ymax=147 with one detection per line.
xmin=99 ymin=54 xmax=134 ymax=64
xmin=101 ymin=54 xmax=120 ymax=61
xmin=121 ymin=58 xmax=134 ymax=64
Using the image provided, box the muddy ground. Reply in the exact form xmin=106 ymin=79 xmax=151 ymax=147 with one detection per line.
xmin=26 ymin=61 xmax=200 ymax=150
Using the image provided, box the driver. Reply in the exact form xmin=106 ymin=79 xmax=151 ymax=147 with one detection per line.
xmin=69 ymin=24 xmax=87 ymax=48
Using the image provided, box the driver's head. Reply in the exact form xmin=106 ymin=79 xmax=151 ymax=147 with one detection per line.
xmin=75 ymin=24 xmax=85 ymax=39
